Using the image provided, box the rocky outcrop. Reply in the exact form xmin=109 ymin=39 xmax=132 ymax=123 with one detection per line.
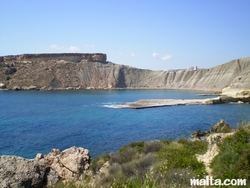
xmin=0 ymin=146 xmax=90 ymax=188
xmin=210 ymin=120 xmax=231 ymax=133
xmin=196 ymin=132 xmax=234 ymax=174
xmin=0 ymin=54 xmax=249 ymax=95
xmin=191 ymin=120 xmax=232 ymax=140
xmin=194 ymin=121 xmax=233 ymax=174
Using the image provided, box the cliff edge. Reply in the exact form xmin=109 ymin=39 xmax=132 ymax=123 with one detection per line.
xmin=0 ymin=53 xmax=249 ymax=96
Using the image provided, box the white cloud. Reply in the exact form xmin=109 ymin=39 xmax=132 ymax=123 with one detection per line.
xmin=50 ymin=44 xmax=81 ymax=52
xmin=161 ymin=54 xmax=172 ymax=60
xmin=50 ymin=44 xmax=64 ymax=50
xmin=131 ymin=52 xmax=135 ymax=57
xmin=118 ymin=52 xmax=122 ymax=55
xmin=69 ymin=46 xmax=80 ymax=52
xmin=152 ymin=52 xmax=158 ymax=57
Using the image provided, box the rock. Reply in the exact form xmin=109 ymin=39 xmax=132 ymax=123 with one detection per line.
xmin=0 ymin=156 xmax=46 ymax=188
xmin=47 ymin=146 xmax=90 ymax=180
xmin=211 ymin=120 xmax=231 ymax=133
xmin=191 ymin=130 xmax=209 ymax=139
xmin=0 ymin=146 xmax=91 ymax=188
xmin=22 ymin=85 xmax=38 ymax=90
xmin=45 ymin=168 xmax=61 ymax=187
xmin=196 ymin=132 xmax=234 ymax=174
xmin=12 ymin=86 xmax=21 ymax=91
xmin=0 ymin=82 xmax=6 ymax=89
xmin=40 ymin=86 xmax=47 ymax=90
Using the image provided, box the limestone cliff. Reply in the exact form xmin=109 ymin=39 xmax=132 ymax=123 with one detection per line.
xmin=0 ymin=53 xmax=249 ymax=95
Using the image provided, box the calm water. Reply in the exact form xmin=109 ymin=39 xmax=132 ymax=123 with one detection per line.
xmin=0 ymin=89 xmax=249 ymax=158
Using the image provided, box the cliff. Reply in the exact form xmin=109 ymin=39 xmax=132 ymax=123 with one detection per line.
xmin=0 ymin=53 xmax=249 ymax=96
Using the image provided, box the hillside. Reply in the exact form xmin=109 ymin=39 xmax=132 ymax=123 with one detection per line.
xmin=0 ymin=53 xmax=249 ymax=96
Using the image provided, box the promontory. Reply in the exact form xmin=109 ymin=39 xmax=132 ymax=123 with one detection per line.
xmin=0 ymin=53 xmax=249 ymax=99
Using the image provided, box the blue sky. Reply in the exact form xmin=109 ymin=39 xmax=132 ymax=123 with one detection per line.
xmin=1 ymin=0 xmax=250 ymax=70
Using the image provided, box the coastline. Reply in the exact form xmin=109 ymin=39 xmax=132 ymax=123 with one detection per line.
xmin=0 ymin=87 xmax=221 ymax=94
xmin=113 ymin=96 xmax=250 ymax=109
xmin=2 ymin=121 xmax=250 ymax=188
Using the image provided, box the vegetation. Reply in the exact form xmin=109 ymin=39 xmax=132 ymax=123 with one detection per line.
xmin=211 ymin=122 xmax=250 ymax=186
xmin=50 ymin=121 xmax=250 ymax=188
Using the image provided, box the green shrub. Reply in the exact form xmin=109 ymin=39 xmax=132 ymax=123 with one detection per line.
xmin=110 ymin=174 xmax=158 ymax=188
xmin=135 ymin=153 xmax=156 ymax=179
xmin=156 ymin=139 xmax=207 ymax=175
xmin=143 ymin=141 xmax=163 ymax=154
xmin=110 ymin=147 xmax=138 ymax=164
xmin=107 ymin=152 xmax=155 ymax=182
xmin=120 ymin=141 xmax=145 ymax=153
xmin=211 ymin=126 xmax=250 ymax=181
xmin=155 ymin=168 xmax=197 ymax=188
xmin=90 ymin=153 xmax=110 ymax=174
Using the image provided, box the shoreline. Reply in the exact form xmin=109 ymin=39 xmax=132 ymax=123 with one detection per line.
xmin=114 ymin=96 xmax=250 ymax=109
xmin=0 ymin=87 xmax=221 ymax=93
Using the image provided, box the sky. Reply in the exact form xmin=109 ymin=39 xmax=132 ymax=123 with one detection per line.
xmin=1 ymin=0 xmax=250 ymax=70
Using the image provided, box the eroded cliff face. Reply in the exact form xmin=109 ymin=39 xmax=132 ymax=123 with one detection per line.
xmin=0 ymin=53 xmax=249 ymax=95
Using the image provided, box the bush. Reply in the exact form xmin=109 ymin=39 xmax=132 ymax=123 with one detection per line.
xmin=143 ymin=141 xmax=163 ymax=154
xmin=156 ymin=168 xmax=197 ymax=188
xmin=89 ymin=138 xmax=208 ymax=187
xmin=211 ymin=126 xmax=250 ymax=181
xmin=90 ymin=153 xmax=110 ymax=174
xmin=135 ymin=153 xmax=156 ymax=179
xmin=110 ymin=147 xmax=138 ymax=164
xmin=120 ymin=141 xmax=145 ymax=153
xmin=156 ymin=139 xmax=207 ymax=175
xmin=110 ymin=174 xmax=158 ymax=188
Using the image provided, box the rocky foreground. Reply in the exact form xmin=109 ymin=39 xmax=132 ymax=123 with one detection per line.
xmin=0 ymin=120 xmax=242 ymax=188
xmin=0 ymin=147 xmax=90 ymax=188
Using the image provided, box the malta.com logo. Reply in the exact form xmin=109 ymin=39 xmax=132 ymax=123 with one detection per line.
xmin=190 ymin=176 xmax=246 ymax=186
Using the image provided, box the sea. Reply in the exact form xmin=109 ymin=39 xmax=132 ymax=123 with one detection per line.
xmin=0 ymin=89 xmax=250 ymax=159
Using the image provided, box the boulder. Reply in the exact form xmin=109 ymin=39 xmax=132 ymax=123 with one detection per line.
xmin=0 ymin=156 xmax=46 ymax=188
xmin=0 ymin=146 xmax=90 ymax=188
xmin=46 ymin=147 xmax=90 ymax=180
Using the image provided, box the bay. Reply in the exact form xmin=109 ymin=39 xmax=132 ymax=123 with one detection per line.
xmin=0 ymin=89 xmax=249 ymax=158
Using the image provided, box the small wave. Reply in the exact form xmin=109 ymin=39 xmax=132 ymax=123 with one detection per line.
xmin=103 ymin=104 xmax=129 ymax=108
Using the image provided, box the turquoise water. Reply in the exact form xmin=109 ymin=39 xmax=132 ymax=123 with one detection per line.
xmin=0 ymin=89 xmax=250 ymax=158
